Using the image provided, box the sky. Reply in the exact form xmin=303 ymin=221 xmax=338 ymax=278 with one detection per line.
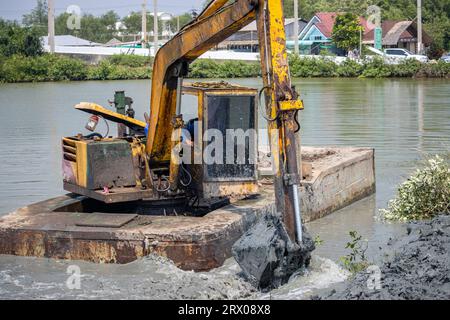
xmin=0 ymin=0 xmax=205 ymax=21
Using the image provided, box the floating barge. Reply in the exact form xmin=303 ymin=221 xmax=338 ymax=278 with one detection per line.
xmin=0 ymin=146 xmax=375 ymax=271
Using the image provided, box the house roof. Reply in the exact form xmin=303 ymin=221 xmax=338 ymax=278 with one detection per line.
xmin=41 ymin=35 xmax=100 ymax=47
xmin=364 ymin=20 xmax=432 ymax=45
xmin=238 ymin=18 xmax=307 ymax=32
xmin=285 ymin=18 xmax=308 ymax=26
xmin=383 ymin=21 xmax=413 ymax=45
xmin=105 ymin=38 xmax=123 ymax=47
xmin=240 ymin=21 xmax=258 ymax=32
xmin=313 ymin=12 xmax=370 ymax=39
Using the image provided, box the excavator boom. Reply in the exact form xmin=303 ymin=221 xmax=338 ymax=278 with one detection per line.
xmin=147 ymin=0 xmax=304 ymax=243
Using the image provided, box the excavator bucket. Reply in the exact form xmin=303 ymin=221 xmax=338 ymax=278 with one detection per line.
xmin=232 ymin=214 xmax=315 ymax=290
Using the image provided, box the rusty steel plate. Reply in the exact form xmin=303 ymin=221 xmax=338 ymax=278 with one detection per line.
xmin=75 ymin=213 xmax=138 ymax=228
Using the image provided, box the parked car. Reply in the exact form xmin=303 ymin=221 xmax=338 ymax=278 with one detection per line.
xmin=440 ymin=53 xmax=450 ymax=63
xmin=384 ymin=48 xmax=429 ymax=63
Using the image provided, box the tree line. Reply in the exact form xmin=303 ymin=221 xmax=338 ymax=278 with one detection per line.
xmin=13 ymin=0 xmax=450 ymax=52
xmin=21 ymin=0 xmax=196 ymax=44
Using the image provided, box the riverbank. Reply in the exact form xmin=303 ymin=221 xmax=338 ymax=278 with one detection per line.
xmin=0 ymin=54 xmax=449 ymax=83
xmin=322 ymin=215 xmax=450 ymax=300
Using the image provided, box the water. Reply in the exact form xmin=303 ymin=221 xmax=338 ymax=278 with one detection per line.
xmin=0 ymin=78 xmax=449 ymax=299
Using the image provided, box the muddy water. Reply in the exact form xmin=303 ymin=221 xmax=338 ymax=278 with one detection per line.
xmin=0 ymin=78 xmax=449 ymax=299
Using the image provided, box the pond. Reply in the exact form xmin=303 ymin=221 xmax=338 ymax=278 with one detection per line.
xmin=0 ymin=77 xmax=448 ymax=299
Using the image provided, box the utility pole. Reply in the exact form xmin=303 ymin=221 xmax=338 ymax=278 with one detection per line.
xmin=294 ymin=0 xmax=299 ymax=55
xmin=153 ymin=0 xmax=159 ymax=55
xmin=417 ymin=0 xmax=423 ymax=54
xmin=142 ymin=0 xmax=147 ymax=45
xmin=359 ymin=28 xmax=362 ymax=58
xmin=177 ymin=15 xmax=180 ymax=32
xmin=48 ymin=0 xmax=55 ymax=53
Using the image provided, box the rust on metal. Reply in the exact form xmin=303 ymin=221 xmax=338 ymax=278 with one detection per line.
xmin=255 ymin=0 xmax=304 ymax=242
xmin=0 ymin=147 xmax=376 ymax=269
xmin=189 ymin=81 xmax=249 ymax=90
xmin=0 ymin=190 xmax=276 ymax=270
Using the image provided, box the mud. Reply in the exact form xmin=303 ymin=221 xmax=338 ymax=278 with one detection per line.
xmin=232 ymin=213 xmax=315 ymax=290
xmin=0 ymin=254 xmax=256 ymax=300
xmin=323 ymin=215 xmax=450 ymax=300
xmin=190 ymin=81 xmax=245 ymax=90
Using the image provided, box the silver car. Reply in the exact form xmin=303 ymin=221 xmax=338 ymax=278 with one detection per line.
xmin=384 ymin=48 xmax=429 ymax=63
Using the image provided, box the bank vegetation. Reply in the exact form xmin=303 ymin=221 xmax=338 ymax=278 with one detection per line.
xmin=381 ymin=154 xmax=450 ymax=221
xmin=1 ymin=54 xmax=449 ymax=83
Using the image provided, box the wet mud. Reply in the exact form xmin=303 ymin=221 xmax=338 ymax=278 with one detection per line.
xmin=232 ymin=213 xmax=315 ymax=290
xmin=324 ymin=215 xmax=450 ymax=300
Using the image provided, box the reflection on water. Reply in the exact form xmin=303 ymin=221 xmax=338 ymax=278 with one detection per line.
xmin=0 ymin=78 xmax=449 ymax=298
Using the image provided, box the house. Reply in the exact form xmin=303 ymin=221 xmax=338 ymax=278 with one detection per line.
xmin=105 ymin=38 xmax=123 ymax=47
xmin=41 ymin=35 xmax=100 ymax=47
xmin=363 ymin=21 xmax=432 ymax=53
xmin=218 ymin=18 xmax=307 ymax=52
xmin=298 ymin=12 xmax=370 ymax=55
xmin=284 ymin=18 xmax=309 ymax=40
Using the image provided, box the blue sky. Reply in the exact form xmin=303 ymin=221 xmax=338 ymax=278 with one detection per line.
xmin=0 ymin=0 xmax=205 ymax=21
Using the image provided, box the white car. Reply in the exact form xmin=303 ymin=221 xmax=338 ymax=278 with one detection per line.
xmin=384 ymin=48 xmax=429 ymax=63
xmin=440 ymin=53 xmax=450 ymax=63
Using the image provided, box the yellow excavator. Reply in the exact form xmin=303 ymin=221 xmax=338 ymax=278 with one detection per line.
xmin=62 ymin=0 xmax=312 ymax=287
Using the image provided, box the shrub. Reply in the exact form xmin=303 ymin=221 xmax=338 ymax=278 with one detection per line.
xmin=0 ymin=55 xmax=30 ymax=82
xmin=0 ymin=54 xmax=89 ymax=82
xmin=289 ymin=55 xmax=337 ymax=77
xmin=48 ymin=56 xmax=88 ymax=81
xmin=106 ymin=65 xmax=151 ymax=80
xmin=86 ymin=60 xmax=113 ymax=80
xmin=1 ymin=53 xmax=449 ymax=83
xmin=0 ymin=54 xmax=51 ymax=82
xmin=391 ymin=59 xmax=422 ymax=77
xmin=107 ymin=54 xmax=153 ymax=68
xmin=336 ymin=59 xmax=363 ymax=77
xmin=380 ymin=155 xmax=450 ymax=221
xmin=188 ymin=59 xmax=218 ymax=78
xmin=216 ymin=60 xmax=260 ymax=78
xmin=361 ymin=57 xmax=392 ymax=78
xmin=416 ymin=60 xmax=450 ymax=78
xmin=189 ymin=59 xmax=260 ymax=78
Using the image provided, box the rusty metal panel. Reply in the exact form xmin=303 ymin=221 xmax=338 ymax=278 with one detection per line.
xmin=64 ymin=182 xmax=154 ymax=204
xmin=75 ymin=213 xmax=138 ymax=228
xmin=85 ymin=140 xmax=136 ymax=190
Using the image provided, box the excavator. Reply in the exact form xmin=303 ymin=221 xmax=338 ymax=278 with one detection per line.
xmin=62 ymin=0 xmax=313 ymax=288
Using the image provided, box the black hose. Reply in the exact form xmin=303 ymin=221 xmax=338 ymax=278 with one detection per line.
xmin=84 ymin=133 xmax=103 ymax=139
xmin=258 ymin=86 xmax=278 ymax=122
xmin=294 ymin=110 xmax=301 ymax=133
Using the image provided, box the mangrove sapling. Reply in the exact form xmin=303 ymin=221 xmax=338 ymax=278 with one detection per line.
xmin=340 ymin=230 xmax=370 ymax=274
xmin=314 ymin=235 xmax=324 ymax=247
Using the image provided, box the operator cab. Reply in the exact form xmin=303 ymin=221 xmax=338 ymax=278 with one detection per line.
xmin=62 ymin=81 xmax=259 ymax=205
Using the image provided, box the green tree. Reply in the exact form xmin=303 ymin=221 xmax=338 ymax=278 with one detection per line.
xmin=22 ymin=0 xmax=48 ymax=36
xmin=332 ymin=13 xmax=363 ymax=52
xmin=54 ymin=11 xmax=120 ymax=44
xmin=122 ymin=12 xmax=143 ymax=34
xmin=0 ymin=20 xmax=43 ymax=57
xmin=122 ymin=11 xmax=159 ymax=35
xmin=167 ymin=13 xmax=195 ymax=32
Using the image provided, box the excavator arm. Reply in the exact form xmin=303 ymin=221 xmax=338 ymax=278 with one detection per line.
xmin=146 ymin=0 xmax=256 ymax=162
xmin=147 ymin=0 xmax=304 ymax=243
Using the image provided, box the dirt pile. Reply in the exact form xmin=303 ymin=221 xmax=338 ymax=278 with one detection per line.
xmin=325 ymin=215 xmax=450 ymax=300
xmin=232 ymin=213 xmax=315 ymax=290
